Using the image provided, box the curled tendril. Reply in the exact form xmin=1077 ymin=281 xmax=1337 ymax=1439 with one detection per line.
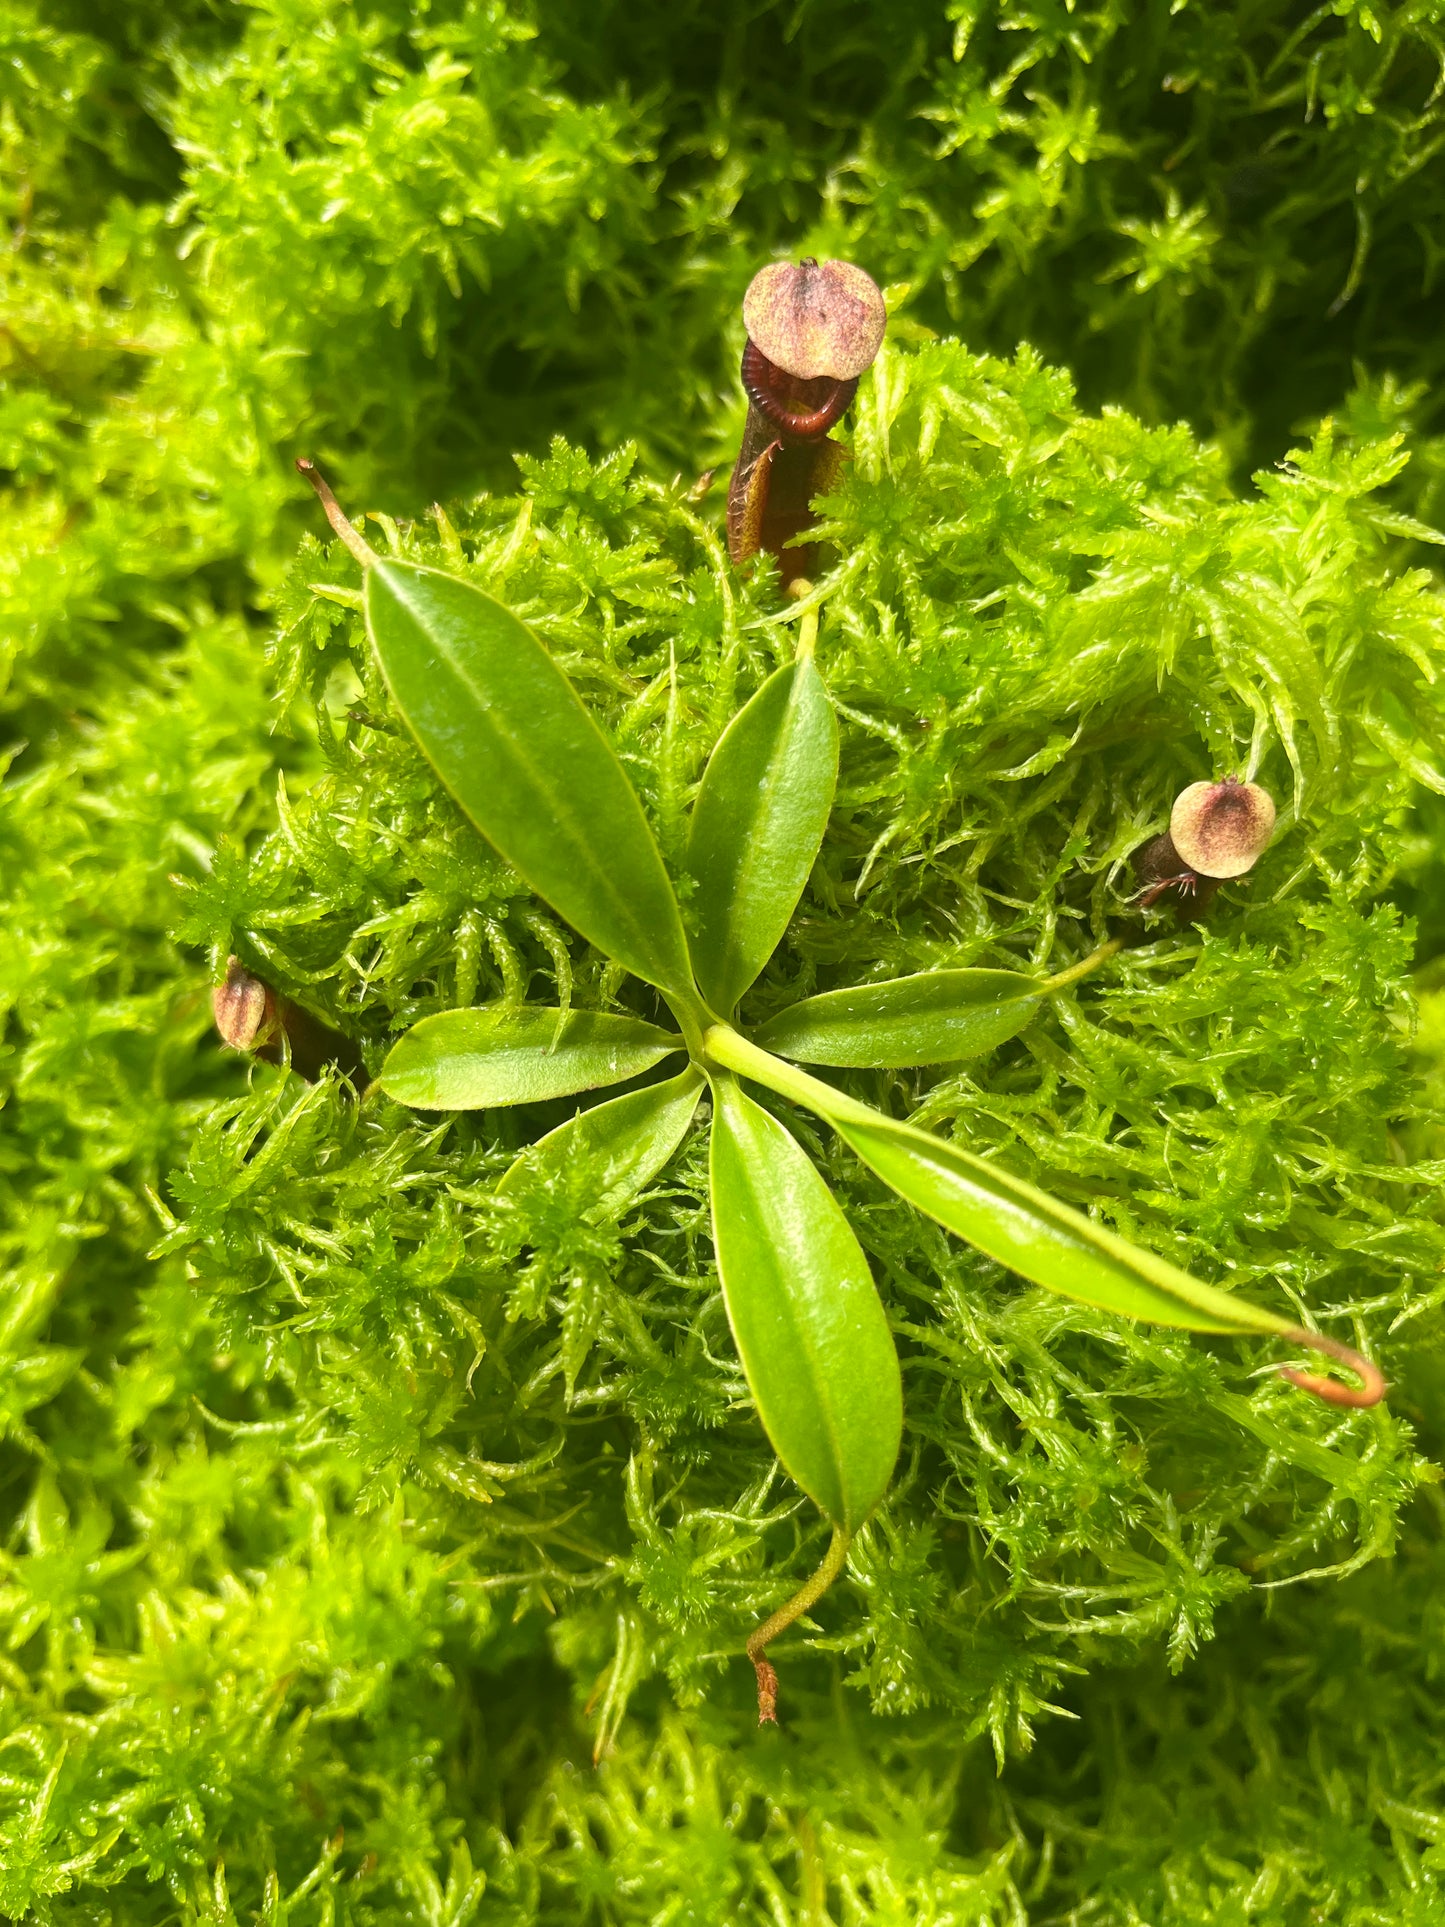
xmin=1279 ymin=1328 xmax=1386 ymax=1409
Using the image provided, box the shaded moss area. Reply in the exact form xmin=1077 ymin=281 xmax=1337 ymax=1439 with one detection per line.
xmin=6 ymin=1 xmax=1445 ymax=1920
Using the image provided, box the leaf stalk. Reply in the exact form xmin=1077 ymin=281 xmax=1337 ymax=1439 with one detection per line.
xmin=704 ymin=1023 xmax=873 ymax=1125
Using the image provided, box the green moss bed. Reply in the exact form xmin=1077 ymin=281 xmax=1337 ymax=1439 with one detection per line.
xmin=8 ymin=2 xmax=1445 ymax=1920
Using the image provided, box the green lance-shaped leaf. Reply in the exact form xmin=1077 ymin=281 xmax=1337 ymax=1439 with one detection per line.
xmin=365 ymin=560 xmax=694 ymax=1001
xmin=755 ymin=968 xmax=1045 ymax=1068
xmin=377 ymin=1007 xmax=682 ymax=1110
xmin=709 ymin=1075 xmax=902 ymax=1531
xmin=705 ymin=1027 xmax=1294 ymax=1338
xmin=497 ymin=1065 xmax=704 ymax=1222
xmin=686 ymin=655 xmax=839 ymax=1015
xmin=829 ymin=1112 xmax=1290 ymax=1334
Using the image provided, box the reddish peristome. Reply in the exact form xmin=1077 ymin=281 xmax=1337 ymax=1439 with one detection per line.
xmin=728 ymin=259 xmax=883 ymax=586
xmin=742 ymin=259 xmax=886 ymax=381
xmin=741 ymin=340 xmax=857 ymax=439
xmin=1169 ymin=779 xmax=1277 ymax=879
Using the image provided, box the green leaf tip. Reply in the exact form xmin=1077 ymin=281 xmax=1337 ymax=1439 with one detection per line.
xmin=363 ymin=559 xmax=696 ymax=1003
xmin=708 ymin=1075 xmax=901 ymax=1536
xmin=686 ymin=653 xmax=839 ymax=1015
xmin=755 ymin=966 xmax=1046 ymax=1067
xmin=496 ymin=1066 xmax=704 ymax=1221
xmin=376 ymin=1006 xmax=682 ymax=1109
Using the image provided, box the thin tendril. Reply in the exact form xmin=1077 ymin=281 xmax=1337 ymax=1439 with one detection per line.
xmin=296 ymin=459 xmax=375 ymax=568
xmin=746 ymin=1525 xmax=850 ymax=1725
xmin=1278 ymin=1327 xmax=1386 ymax=1408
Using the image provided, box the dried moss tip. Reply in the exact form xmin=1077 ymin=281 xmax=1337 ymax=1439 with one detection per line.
xmin=1169 ymin=778 xmax=1277 ymax=879
xmin=212 ymin=957 xmax=277 ymax=1051
xmin=742 ymin=259 xmax=886 ymax=381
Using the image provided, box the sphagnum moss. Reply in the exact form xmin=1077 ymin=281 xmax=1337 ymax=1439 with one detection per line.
xmin=8 ymin=2 xmax=1445 ymax=1921
xmin=292 ymin=423 xmax=1394 ymax=1724
xmin=159 ymin=355 xmax=1441 ymax=1893
xmin=8 ymin=380 xmax=1445 ymax=1923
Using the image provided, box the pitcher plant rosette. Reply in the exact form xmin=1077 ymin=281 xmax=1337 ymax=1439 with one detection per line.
xmin=288 ymin=287 xmax=1382 ymax=1718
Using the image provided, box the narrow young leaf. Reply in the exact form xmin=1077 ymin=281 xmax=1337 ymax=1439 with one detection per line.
xmin=377 ymin=1007 xmax=682 ymax=1110
xmin=365 ymin=561 xmax=694 ymax=1001
xmin=755 ymin=968 xmax=1044 ymax=1067
xmin=496 ymin=1066 xmax=704 ymax=1222
xmin=709 ymin=1076 xmax=902 ymax=1531
xmin=686 ymin=656 xmax=838 ymax=1014
xmin=705 ymin=1028 xmax=1297 ymax=1340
